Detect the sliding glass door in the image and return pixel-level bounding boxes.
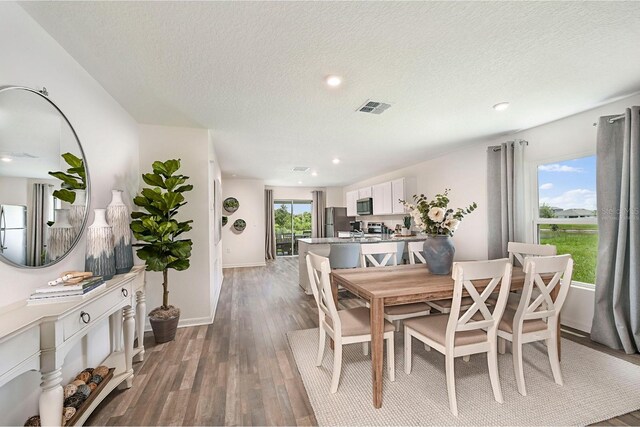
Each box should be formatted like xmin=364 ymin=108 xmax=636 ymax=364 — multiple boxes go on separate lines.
xmin=274 ymin=199 xmax=312 ymax=256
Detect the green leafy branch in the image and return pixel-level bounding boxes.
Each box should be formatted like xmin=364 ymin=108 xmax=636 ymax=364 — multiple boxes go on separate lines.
xmin=48 ymin=152 xmax=86 ymax=204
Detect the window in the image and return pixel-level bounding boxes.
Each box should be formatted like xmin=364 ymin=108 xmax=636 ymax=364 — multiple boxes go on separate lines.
xmin=535 ymin=155 xmax=597 ymax=285
xmin=274 ymin=200 xmax=312 ymax=256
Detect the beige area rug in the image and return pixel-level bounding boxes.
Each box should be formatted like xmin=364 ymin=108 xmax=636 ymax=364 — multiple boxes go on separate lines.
xmin=287 ymin=328 xmax=640 ymax=426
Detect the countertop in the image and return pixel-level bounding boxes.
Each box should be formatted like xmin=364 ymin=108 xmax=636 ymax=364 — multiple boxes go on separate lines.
xmin=297 ymin=235 xmax=428 ymax=245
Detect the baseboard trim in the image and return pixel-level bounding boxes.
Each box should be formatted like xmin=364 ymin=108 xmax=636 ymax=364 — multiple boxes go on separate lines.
xmin=561 ymin=317 xmax=592 ymax=334
xmin=145 ymin=314 xmax=214 ymax=332
xmin=222 ymin=262 xmax=266 ymax=268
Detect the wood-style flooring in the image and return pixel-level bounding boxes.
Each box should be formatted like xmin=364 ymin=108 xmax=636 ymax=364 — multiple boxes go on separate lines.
xmin=86 ymin=257 xmax=640 ymax=426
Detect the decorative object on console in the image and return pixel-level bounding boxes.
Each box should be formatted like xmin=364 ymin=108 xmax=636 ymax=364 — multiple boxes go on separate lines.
xmin=48 ymin=208 xmax=75 ymax=261
xmin=131 ymin=159 xmax=193 ymax=343
xmin=223 ymin=196 xmax=239 ymax=213
xmin=85 ymin=209 xmax=116 ymax=280
xmin=401 ymin=189 xmax=477 ymax=274
xmin=233 ymin=218 xmax=246 ymax=232
xmin=69 ymin=189 xmax=87 ymax=236
xmin=106 ymin=189 xmax=134 ymax=274
xmin=28 ymin=276 xmax=105 ymax=305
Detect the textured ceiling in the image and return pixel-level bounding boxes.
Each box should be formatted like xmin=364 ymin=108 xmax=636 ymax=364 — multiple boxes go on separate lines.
xmin=20 ymin=1 xmax=640 ymax=186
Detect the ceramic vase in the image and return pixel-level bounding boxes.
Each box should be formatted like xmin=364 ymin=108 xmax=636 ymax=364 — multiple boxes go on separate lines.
xmin=48 ymin=209 xmax=75 ymax=261
xmin=68 ymin=189 xmax=86 ymax=237
xmin=423 ymin=235 xmax=455 ymax=275
xmin=106 ymin=190 xmax=133 ymax=274
xmin=85 ymin=209 xmax=116 ymax=280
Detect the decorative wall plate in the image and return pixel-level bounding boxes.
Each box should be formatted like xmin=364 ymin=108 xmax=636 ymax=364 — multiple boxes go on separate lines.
xmin=233 ymin=219 xmax=246 ymax=232
xmin=223 ymin=197 xmax=239 ymax=213
xmin=222 ymin=216 xmax=228 ymax=226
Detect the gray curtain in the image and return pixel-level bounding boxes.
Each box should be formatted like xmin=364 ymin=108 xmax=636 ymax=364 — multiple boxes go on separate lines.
xmin=28 ymin=183 xmax=51 ymax=266
xmin=311 ymin=190 xmax=326 ymax=238
xmin=487 ymin=140 xmax=526 ymax=259
xmin=591 ymin=107 xmax=640 ymax=354
xmin=265 ymin=189 xmax=276 ymax=260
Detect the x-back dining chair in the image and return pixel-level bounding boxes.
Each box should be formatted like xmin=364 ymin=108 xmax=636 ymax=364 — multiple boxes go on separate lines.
xmin=306 ymin=251 xmax=395 ymax=393
xmin=404 ymin=258 xmax=513 ymax=416
xmin=360 ymin=242 xmax=398 ymax=267
xmin=362 ymin=242 xmax=432 ymax=332
xmin=497 ymin=254 xmax=573 ymax=396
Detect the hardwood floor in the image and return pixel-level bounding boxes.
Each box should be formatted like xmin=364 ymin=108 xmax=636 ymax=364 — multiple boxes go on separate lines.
xmin=86 ymin=257 xmax=640 ymax=426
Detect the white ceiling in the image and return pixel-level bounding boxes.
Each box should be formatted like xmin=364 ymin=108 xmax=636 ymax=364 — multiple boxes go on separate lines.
xmin=20 ymin=1 xmax=640 ymax=186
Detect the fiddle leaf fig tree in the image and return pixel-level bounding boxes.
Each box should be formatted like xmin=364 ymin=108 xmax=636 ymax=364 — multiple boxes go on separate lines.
xmin=130 ymin=159 xmax=193 ymax=310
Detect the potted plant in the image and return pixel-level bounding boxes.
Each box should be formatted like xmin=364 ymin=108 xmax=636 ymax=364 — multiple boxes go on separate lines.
xmin=402 ymin=189 xmax=476 ymax=274
xmin=130 ymin=159 xmax=193 ymax=343
xmin=402 ymin=215 xmax=412 ymax=235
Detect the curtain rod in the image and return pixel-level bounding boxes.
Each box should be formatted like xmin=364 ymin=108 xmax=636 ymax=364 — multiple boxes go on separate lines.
xmin=593 ymin=110 xmax=639 ymax=126
xmin=490 ymin=140 xmax=528 ymax=152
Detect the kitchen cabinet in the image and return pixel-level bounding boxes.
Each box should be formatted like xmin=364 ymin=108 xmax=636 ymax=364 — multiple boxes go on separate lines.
xmin=391 ymin=178 xmax=406 ymax=214
xmin=346 ymin=190 xmax=358 ymax=217
xmin=372 ymin=182 xmax=393 ymax=215
xmin=358 ymin=187 xmax=372 ymax=199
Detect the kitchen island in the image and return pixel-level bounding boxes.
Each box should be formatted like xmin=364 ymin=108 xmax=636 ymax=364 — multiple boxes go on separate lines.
xmin=297 ymin=235 xmax=428 ymax=294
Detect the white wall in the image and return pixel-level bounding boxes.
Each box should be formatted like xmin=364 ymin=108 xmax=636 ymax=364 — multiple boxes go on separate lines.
xmin=208 ymin=130 xmax=224 ymax=322
xmin=222 ymin=179 xmax=265 ymax=267
xmin=344 ymin=92 xmax=640 ymax=332
xmin=138 ymin=124 xmax=221 ymax=328
xmin=268 ymin=185 xmax=321 ymax=201
xmin=0 ymin=3 xmax=140 ymax=424
xmin=325 ymin=186 xmax=344 ymax=207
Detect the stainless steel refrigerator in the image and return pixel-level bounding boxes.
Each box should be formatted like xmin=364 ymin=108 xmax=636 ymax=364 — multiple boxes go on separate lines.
xmin=0 ymin=204 xmax=27 ymax=265
xmin=325 ymin=207 xmax=354 ymax=237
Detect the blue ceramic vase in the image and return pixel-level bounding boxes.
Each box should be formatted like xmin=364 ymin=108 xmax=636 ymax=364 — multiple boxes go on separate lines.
xmin=423 ymin=235 xmax=455 ymax=275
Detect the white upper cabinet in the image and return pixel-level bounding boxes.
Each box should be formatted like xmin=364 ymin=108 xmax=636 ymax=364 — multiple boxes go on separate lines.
xmin=358 ymin=187 xmax=372 ymax=199
xmin=372 ymin=182 xmax=393 ymax=215
xmin=391 ymin=178 xmax=406 ymax=214
xmin=346 ymin=190 xmax=358 ymax=216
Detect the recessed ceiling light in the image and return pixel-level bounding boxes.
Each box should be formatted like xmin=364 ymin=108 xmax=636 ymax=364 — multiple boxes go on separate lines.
xmin=332 ymin=158 xmax=340 ymax=164
xmin=325 ymin=75 xmax=342 ymax=87
xmin=493 ymin=102 xmax=510 ymax=111
xmin=311 ymin=171 xmax=318 ymax=177
xmin=298 ymin=180 xmax=303 ymax=184
xmin=231 ymin=174 xmax=236 ymax=177
xmin=1 ymin=156 xmax=12 ymax=162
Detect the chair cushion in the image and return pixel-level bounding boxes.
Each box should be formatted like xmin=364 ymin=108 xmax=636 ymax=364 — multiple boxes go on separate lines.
xmin=326 ymin=307 xmax=395 ymax=337
xmin=498 ymin=307 xmax=548 ymax=334
xmin=487 ymin=292 xmax=521 ymax=309
xmin=404 ymin=314 xmax=487 ymax=346
xmin=427 ymin=296 xmax=474 ymax=310
xmin=385 ymin=303 xmax=431 ymax=316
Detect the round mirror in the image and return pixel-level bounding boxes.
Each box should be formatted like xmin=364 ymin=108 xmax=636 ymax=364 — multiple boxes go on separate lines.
xmin=0 ymin=86 xmax=90 ymax=268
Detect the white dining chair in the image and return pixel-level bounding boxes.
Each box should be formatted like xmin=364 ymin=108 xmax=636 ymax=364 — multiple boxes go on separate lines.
xmin=407 ymin=241 xmax=426 ymax=264
xmin=360 ymin=242 xmax=398 ymax=267
xmin=306 ymin=252 xmax=395 ymax=393
xmin=508 ymin=241 xmax=557 ymax=266
xmin=404 ymin=258 xmax=513 ymax=416
xmin=497 ymin=254 xmax=573 ymax=396
xmin=362 ymin=242 xmax=431 ymax=331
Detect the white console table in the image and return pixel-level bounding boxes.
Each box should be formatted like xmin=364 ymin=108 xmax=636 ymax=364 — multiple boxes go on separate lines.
xmin=0 ymin=266 xmax=146 ymax=426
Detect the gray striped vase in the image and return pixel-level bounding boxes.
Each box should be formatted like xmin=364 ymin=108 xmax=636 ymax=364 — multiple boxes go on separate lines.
xmin=85 ymin=209 xmax=116 ymax=280
xmin=106 ymin=190 xmax=133 ymax=274
xmin=48 ymin=208 xmax=75 ymax=262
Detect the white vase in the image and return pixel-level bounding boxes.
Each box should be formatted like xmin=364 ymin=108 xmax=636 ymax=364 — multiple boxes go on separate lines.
xmin=69 ymin=189 xmax=87 ymax=237
xmin=85 ymin=209 xmax=116 ymax=280
xmin=48 ymin=209 xmax=75 ymax=261
xmin=106 ymin=190 xmax=133 ymax=274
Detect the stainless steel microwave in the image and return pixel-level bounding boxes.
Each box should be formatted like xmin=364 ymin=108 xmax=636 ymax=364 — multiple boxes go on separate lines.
xmin=356 ymin=197 xmax=373 ymax=215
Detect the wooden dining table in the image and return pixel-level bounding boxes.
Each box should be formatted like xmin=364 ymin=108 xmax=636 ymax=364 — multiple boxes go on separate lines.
xmin=330 ymin=264 xmax=561 ymax=409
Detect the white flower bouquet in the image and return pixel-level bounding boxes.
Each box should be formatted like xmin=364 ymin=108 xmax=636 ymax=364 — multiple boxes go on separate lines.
xmin=401 ymin=189 xmax=477 ymax=237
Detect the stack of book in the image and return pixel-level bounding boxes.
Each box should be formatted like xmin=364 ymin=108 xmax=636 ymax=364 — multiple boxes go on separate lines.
xmin=28 ymin=276 xmax=105 ymax=305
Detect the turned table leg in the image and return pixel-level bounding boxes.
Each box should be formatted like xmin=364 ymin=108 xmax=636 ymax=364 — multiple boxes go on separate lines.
xmin=134 ymin=290 xmax=146 ymax=362
xmin=122 ymin=307 xmax=135 ymax=389
xmin=39 ymin=368 xmax=63 ymax=427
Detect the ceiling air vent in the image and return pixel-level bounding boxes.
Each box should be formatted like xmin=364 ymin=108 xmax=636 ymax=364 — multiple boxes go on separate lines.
xmin=292 ymin=166 xmax=310 ymax=172
xmin=358 ymin=100 xmax=391 ymax=115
